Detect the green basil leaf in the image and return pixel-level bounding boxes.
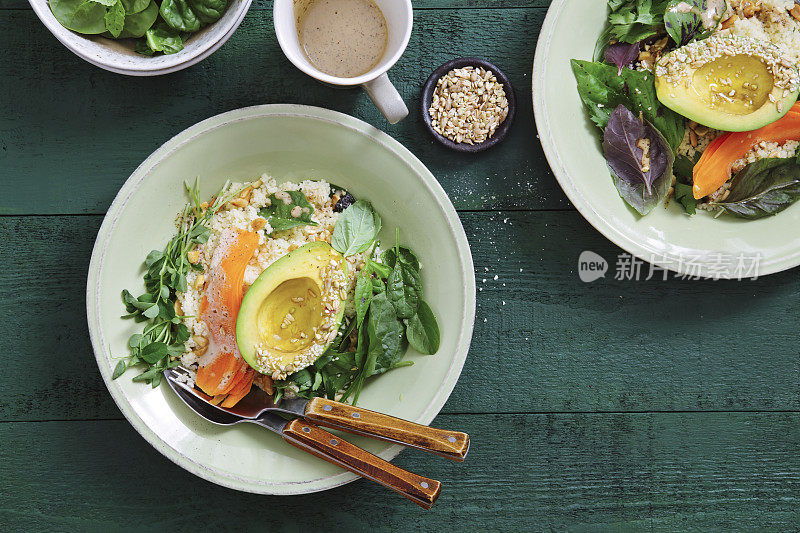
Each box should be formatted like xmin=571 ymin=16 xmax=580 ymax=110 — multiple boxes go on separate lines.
xmin=406 ymin=300 xmax=440 ymax=355
xmin=259 ymin=191 xmax=318 ymax=234
xmin=112 ymin=360 xmax=127 ymax=380
xmin=711 ymin=158 xmax=800 ymax=219
xmin=332 ymin=200 xmax=381 ymax=257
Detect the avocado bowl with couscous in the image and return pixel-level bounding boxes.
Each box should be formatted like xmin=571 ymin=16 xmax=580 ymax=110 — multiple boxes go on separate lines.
xmin=86 ymin=104 xmax=475 ymax=495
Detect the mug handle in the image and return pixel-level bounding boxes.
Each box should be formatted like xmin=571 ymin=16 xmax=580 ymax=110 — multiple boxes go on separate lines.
xmin=362 ymin=73 xmax=409 ymax=124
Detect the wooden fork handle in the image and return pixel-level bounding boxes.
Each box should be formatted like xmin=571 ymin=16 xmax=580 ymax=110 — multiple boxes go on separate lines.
xmin=303 ymin=397 xmax=470 ymax=462
xmin=282 ymin=419 xmax=441 ymax=510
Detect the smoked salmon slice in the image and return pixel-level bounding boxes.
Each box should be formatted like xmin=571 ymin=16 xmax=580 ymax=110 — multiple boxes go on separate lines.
xmin=195 ymin=229 xmax=259 ymax=402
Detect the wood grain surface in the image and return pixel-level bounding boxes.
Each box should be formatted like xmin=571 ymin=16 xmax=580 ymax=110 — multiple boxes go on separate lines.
xmin=1 ymin=0 xmax=798 ymax=529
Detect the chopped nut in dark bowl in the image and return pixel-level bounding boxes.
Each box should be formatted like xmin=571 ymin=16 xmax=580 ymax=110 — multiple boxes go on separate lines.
xmin=421 ymin=57 xmax=516 ymax=153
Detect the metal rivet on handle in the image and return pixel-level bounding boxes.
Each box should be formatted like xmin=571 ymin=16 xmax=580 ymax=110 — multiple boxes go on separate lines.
xmin=330 ymin=439 xmax=338 ymax=446
xmin=302 ymin=426 xmax=311 ymax=433
xmin=323 ymin=404 xmax=332 ymax=412
xmin=447 ymin=436 xmax=456 ymax=443
xmin=420 ymin=481 xmax=429 ymax=489
xmin=351 ymin=412 xmax=361 ymax=419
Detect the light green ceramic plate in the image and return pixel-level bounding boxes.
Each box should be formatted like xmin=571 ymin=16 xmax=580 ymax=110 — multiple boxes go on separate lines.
xmin=534 ymin=0 xmax=800 ymax=279
xmin=86 ymin=104 xmax=475 ymax=494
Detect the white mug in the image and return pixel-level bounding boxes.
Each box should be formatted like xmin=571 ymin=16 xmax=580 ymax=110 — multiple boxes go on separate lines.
xmin=273 ymin=0 xmax=412 ymax=124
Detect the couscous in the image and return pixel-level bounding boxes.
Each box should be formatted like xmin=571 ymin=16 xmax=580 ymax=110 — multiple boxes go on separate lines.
xmin=114 ymin=176 xmax=441 ymax=407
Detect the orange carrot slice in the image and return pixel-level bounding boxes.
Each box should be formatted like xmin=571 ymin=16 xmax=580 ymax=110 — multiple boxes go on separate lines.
xmin=195 ymin=229 xmax=259 ymax=397
xmin=693 ymin=102 xmax=800 ymax=199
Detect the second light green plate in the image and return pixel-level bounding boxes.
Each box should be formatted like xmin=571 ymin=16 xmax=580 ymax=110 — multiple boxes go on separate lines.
xmin=534 ymin=0 xmax=800 ymax=279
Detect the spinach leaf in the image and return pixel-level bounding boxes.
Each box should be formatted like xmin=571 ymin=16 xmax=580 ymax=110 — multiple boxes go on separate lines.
xmin=119 ymin=0 xmax=158 ymax=38
xmin=140 ymin=23 xmax=185 ymax=55
xmin=332 ymin=200 xmax=382 ymax=257
xmin=189 ymin=0 xmax=226 ymax=24
xmin=50 ymin=0 xmax=108 ymax=34
xmin=387 ymin=260 xmax=421 ymax=319
xmin=571 ymin=59 xmax=684 ymax=150
xmin=104 ymin=0 xmax=125 ymax=37
xmin=160 ymin=0 xmax=201 ymax=32
xmin=365 ymin=293 xmax=404 ymax=377
xmin=381 ymin=246 xmax=420 ymax=272
xmin=406 ymin=300 xmax=440 ymax=355
xmin=121 ymin=0 xmax=149 ymax=13
xmin=354 ymin=273 xmax=373 ymax=328
xmin=603 ymin=105 xmax=674 ymax=216
xmin=711 ymin=158 xmax=800 ymax=219
xmin=258 ymin=191 xmax=318 ymax=234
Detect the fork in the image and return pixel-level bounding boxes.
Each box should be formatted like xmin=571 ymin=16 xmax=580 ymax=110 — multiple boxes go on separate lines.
xmin=164 ymin=369 xmax=442 ymax=509
xmin=167 ymin=366 xmax=470 ymax=461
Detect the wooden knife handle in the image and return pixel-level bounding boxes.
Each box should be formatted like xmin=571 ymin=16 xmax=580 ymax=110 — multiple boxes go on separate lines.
xmin=282 ymin=419 xmax=441 ymax=510
xmin=303 ymin=397 xmax=470 ymax=462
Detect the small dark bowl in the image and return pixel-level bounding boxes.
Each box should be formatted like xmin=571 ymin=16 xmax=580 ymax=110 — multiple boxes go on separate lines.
xmin=421 ymin=57 xmax=516 ymax=153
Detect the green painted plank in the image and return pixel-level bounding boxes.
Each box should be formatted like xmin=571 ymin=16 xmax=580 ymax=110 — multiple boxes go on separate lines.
xmin=2 ymin=212 xmax=799 ymax=422
xmin=0 ymin=1 xmax=553 ymax=11
xmin=0 ymin=413 xmax=797 ymax=530
xmin=0 ymin=7 xmax=560 ymax=215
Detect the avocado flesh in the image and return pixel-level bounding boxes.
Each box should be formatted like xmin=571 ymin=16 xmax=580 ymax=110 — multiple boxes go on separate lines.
xmin=656 ymin=53 xmax=798 ymax=132
xmin=236 ymin=242 xmax=346 ymax=378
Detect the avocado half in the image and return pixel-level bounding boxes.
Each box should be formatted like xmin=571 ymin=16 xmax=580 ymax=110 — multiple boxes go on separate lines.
xmin=655 ymin=36 xmax=799 ymax=132
xmin=236 ymin=241 xmax=346 ymax=379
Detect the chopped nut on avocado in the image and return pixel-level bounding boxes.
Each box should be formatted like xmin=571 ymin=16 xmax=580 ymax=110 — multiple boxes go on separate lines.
xmin=655 ymin=34 xmax=800 ymax=131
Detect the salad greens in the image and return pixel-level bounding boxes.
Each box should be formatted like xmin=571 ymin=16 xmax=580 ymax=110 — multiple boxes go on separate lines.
xmin=112 ymin=180 xmax=241 ymax=386
xmin=603 ymin=105 xmax=674 ymax=215
xmin=664 ymin=0 xmax=726 ymax=47
xmin=115 ymin=182 xmax=440 ymax=404
xmin=594 ymin=0 xmax=669 ymax=59
xmin=275 ymin=199 xmax=440 ymax=406
xmin=258 ymin=191 xmax=319 ymax=234
xmin=571 ymin=59 xmax=684 ymax=150
xmin=710 ymin=158 xmax=800 ymax=219
xmin=48 ymin=0 xmax=228 ymax=56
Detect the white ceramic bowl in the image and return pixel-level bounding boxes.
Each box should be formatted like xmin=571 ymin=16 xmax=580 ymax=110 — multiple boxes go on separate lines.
xmin=86 ymin=104 xmax=475 ymax=494
xmin=28 ymin=0 xmax=251 ymax=76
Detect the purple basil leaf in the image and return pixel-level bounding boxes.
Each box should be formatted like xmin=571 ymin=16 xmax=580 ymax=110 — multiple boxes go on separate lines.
xmin=604 ymin=41 xmax=640 ymax=75
xmin=603 ymin=105 xmax=669 ymax=196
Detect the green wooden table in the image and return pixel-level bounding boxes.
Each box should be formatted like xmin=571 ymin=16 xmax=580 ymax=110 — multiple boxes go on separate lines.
xmin=2 ymin=1 xmax=799 ymax=530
